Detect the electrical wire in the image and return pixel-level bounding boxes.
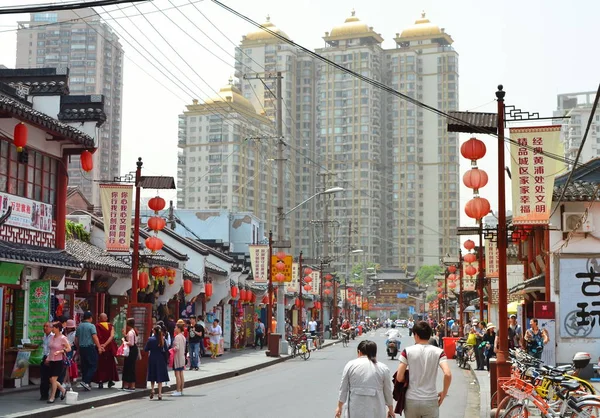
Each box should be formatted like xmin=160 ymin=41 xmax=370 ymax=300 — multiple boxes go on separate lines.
xmin=0 ymin=0 xmax=147 ymax=14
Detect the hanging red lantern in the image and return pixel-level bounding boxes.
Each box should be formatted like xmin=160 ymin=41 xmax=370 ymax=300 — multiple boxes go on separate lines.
xmin=460 ymin=137 xmax=486 ymax=162
xmin=447 ymin=273 xmax=456 ymax=282
xmin=151 ymin=266 xmax=166 ymax=277
xmin=168 ymin=278 xmax=175 ymax=286
xmin=304 ymin=284 xmax=312 ymax=291
xmin=247 ymin=290 xmax=254 ymax=302
xmin=138 ymin=271 xmax=149 ymax=289
xmin=13 ymin=122 xmax=27 ymax=152
xmin=261 ymin=295 xmax=269 ymax=304
xmin=148 ymin=196 xmax=166 ymax=213
xmin=80 ymin=150 xmax=93 ymax=172
xmin=166 ymin=268 xmax=177 ymax=278
xmin=324 ymin=289 xmax=331 ymax=295
xmin=464 ymin=253 xmax=477 ymax=263
xmin=240 ymin=289 xmax=247 ymax=302
xmin=148 ymin=216 xmax=166 ymax=232
xmin=250 ymin=292 xmax=256 ymax=303
xmin=205 ymin=282 xmax=213 ymax=297
xmin=325 ymin=274 xmax=333 ymax=280
xmin=275 ymin=273 xmax=285 ymax=282
xmin=304 ymin=268 xmax=313 ymax=275
xmin=447 ymin=265 xmax=457 ymax=274
xmin=465 ymin=265 xmax=477 ymax=276
xmin=448 ymin=281 xmax=457 ymax=289
xmin=145 ymin=236 xmax=164 ymax=252
xmin=438 ymin=293 xmax=444 ymax=299
xmin=183 ymin=279 xmax=192 ymax=295
xmin=275 ymin=261 xmax=286 ymax=271
xmin=325 ymin=281 xmax=333 ymax=287
xmin=437 ymin=285 xmax=443 ymax=293
xmin=295 ymin=298 xmax=301 ymax=308
xmin=465 ymin=197 xmax=491 ymax=220
xmin=276 ymin=251 xmax=287 ymax=260
xmin=511 ymin=231 xmax=521 ymax=242
xmin=314 ymin=301 xmax=320 ymax=310
xmin=231 ymin=285 xmax=238 ymax=298
xmin=463 ymin=168 xmax=489 ymax=190
xmin=464 ymin=239 xmax=475 ymax=251
xmin=303 ymin=276 xmax=312 ymax=283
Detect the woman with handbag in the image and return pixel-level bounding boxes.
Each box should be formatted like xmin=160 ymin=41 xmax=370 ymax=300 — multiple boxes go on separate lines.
xmin=171 ymin=323 xmax=186 ymax=396
xmin=47 ymin=322 xmax=71 ymax=403
xmin=121 ymin=318 xmax=138 ymax=392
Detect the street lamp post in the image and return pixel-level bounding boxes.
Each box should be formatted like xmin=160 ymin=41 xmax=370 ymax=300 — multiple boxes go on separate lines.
xmin=345 ymin=249 xmax=363 ymax=322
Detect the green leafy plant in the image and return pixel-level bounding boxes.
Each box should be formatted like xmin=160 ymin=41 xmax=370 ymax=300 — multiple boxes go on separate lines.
xmin=65 ymin=220 xmax=90 ymax=242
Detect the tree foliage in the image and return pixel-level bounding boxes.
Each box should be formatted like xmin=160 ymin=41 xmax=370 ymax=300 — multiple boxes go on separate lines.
xmin=349 ymin=262 xmax=378 ymax=284
xmin=415 ymin=265 xmax=443 ymax=286
xmin=66 ymin=220 xmax=90 ymax=242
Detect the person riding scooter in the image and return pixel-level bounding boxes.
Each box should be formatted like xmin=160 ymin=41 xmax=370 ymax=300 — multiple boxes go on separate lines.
xmin=385 ymin=324 xmax=402 ymax=358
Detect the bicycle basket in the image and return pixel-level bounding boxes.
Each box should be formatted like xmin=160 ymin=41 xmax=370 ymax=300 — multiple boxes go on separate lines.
xmin=501 ymin=378 xmax=534 ymax=401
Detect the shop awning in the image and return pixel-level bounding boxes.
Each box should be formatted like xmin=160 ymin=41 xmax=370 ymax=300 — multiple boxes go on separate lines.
xmin=0 ymin=262 xmax=23 ymax=285
xmin=507 ymin=301 xmax=524 ymax=315
xmin=0 ymin=240 xmax=82 ymax=269
xmin=464 ymin=306 xmax=476 ymax=313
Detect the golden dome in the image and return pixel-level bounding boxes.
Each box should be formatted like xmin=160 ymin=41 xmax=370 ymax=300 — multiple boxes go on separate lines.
xmin=400 ymin=12 xmax=442 ymax=38
xmin=329 ymin=9 xmax=371 ymax=37
xmin=204 ymin=81 xmax=256 ymax=113
xmin=244 ymin=15 xmax=289 ymax=42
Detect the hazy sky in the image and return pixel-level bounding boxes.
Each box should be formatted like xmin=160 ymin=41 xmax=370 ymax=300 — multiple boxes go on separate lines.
xmin=0 ymin=0 xmax=598 ymax=225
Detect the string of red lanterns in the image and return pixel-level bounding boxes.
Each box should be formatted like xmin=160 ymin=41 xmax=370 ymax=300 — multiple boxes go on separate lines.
xmin=146 ymin=196 xmax=166 ymax=253
xmin=461 ymin=137 xmax=490 ymax=222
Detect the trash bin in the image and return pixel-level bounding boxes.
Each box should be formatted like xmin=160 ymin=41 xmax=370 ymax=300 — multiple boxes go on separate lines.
xmin=266 ymin=333 xmax=281 ymax=357
xmin=442 ymin=337 xmax=460 ymax=359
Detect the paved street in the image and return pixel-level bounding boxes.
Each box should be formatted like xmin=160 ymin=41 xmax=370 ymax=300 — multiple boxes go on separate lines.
xmin=60 ymin=329 xmax=476 ymax=418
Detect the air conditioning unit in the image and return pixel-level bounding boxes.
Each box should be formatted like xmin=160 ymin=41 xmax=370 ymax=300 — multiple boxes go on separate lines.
xmin=563 ymin=212 xmax=594 ymax=233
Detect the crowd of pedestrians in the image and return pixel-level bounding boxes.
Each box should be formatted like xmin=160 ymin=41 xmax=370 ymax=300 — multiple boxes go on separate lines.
xmin=38 ymin=311 xmax=223 ymax=404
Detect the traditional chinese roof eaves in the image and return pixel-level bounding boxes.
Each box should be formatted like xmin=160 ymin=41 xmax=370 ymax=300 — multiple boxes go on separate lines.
xmin=183 ymin=269 xmax=202 ymax=283
xmin=139 ymin=249 xmax=179 ymax=268
xmin=58 ymin=107 xmax=106 ymax=125
xmin=508 ymin=274 xmax=545 ymax=295
xmin=65 ymin=239 xmax=130 ymax=274
xmin=0 ymin=240 xmax=82 ymax=269
xmin=206 ymin=261 xmax=228 ymax=276
xmin=138 ymin=176 xmax=176 ymax=190
xmin=7 ymin=80 xmax=69 ymax=96
xmin=446 ymin=111 xmax=498 ymax=135
xmin=0 ymin=94 xmax=95 ymax=148
xmin=553 ymin=180 xmax=600 ymax=202
xmin=554 ymin=158 xmax=600 ymax=186
xmin=248 ymin=283 xmax=267 ymax=292
xmin=156 ymin=227 xmax=209 ymax=256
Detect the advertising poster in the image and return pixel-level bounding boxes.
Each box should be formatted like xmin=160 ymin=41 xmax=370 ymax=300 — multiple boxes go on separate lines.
xmin=28 ymin=280 xmax=50 ymax=344
xmin=11 ymin=350 xmax=31 ymax=379
xmin=0 ymin=192 xmax=53 ymax=232
xmin=249 ymin=245 xmax=269 ymax=283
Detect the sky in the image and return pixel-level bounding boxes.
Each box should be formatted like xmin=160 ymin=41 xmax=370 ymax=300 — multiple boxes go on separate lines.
xmin=0 ymin=0 xmax=598 ymax=228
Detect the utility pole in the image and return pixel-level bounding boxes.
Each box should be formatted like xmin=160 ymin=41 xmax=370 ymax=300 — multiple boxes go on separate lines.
xmin=168 ymin=200 xmax=176 ymax=229
xmin=298 ymin=251 xmax=303 ymax=331
xmin=344 ymin=220 xmax=352 ymax=321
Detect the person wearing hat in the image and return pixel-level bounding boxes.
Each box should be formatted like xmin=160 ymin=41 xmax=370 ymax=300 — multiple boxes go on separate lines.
xmin=482 ymin=324 xmax=496 ymax=372
xmin=75 ymin=311 xmax=103 ymax=391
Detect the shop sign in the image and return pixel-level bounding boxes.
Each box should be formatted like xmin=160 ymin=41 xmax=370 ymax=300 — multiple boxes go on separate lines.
xmin=28 ymin=280 xmax=50 ymax=344
xmin=559 ymin=258 xmax=600 ymax=338
xmin=248 ymin=245 xmax=268 ymax=283
xmin=100 ymin=184 xmax=133 ymax=252
xmin=0 ymin=192 xmax=53 ymax=232
xmin=0 ymin=262 xmax=24 ymax=285
xmin=509 ymin=125 xmax=564 ymax=225
xmin=271 ymin=255 xmax=293 ymax=282
xmin=93 ymin=276 xmax=117 ymax=293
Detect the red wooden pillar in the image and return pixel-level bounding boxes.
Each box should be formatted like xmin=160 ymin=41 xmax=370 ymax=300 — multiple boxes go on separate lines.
xmin=55 ymin=155 xmax=68 ymax=249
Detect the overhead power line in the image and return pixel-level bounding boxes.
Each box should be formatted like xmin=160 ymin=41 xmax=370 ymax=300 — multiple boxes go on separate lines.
xmin=0 ymin=0 xmax=147 ymax=15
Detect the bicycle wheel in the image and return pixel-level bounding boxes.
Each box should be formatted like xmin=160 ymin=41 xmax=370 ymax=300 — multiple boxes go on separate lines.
xmin=500 ymin=403 xmax=529 ymax=418
xmin=496 ymin=394 xmax=518 ymax=416
xmin=301 ymin=344 xmax=311 ymax=361
xmin=568 ymin=402 xmax=600 ymax=418
xmin=490 ymin=391 xmax=498 ymax=409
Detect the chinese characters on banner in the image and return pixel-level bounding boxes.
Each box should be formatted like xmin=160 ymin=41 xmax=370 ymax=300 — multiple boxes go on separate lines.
xmin=485 ymin=238 xmax=499 ymax=278
xmin=310 ymin=270 xmax=320 ymax=295
xmin=509 ymin=126 xmax=564 ymax=225
xmin=271 ymin=255 xmax=293 ymax=282
xmin=287 ymin=262 xmax=300 ymax=292
xmin=558 ymin=258 xmax=600 ymax=338
xmin=100 ymin=184 xmax=133 ymax=252
xmin=0 ymin=192 xmax=53 ymax=232
xmin=248 ymin=245 xmax=269 ymax=283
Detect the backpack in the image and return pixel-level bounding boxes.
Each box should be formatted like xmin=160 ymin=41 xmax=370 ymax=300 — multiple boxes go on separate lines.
xmin=527 ymin=329 xmax=544 ymax=354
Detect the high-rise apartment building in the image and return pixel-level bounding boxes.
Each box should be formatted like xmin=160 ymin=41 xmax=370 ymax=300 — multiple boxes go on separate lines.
xmin=16 ymin=9 xmax=123 ymax=207
xmin=554 ymin=91 xmax=600 ymax=166
xmin=176 ymin=82 xmax=278 ymax=229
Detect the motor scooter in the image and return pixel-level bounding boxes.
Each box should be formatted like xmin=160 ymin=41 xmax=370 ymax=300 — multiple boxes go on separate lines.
xmin=387 ymin=340 xmax=398 ymax=360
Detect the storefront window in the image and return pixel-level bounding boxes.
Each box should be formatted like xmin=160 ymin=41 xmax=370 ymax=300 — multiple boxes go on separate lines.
xmin=0 ymin=139 xmax=58 ymax=208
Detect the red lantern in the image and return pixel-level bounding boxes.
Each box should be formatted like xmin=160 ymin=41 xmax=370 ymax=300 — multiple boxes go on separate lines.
xmin=183 ymin=279 xmax=192 ymax=295
xmin=438 ymin=293 xmax=444 ymax=299
xmin=275 ymin=261 xmax=286 ymax=271
xmin=240 ymin=289 xmax=246 ymax=302
xmin=250 ymin=292 xmax=256 ymax=303
xmin=303 ymin=284 xmax=312 ymax=291
xmin=168 ymin=278 xmax=175 ymax=286
xmin=325 ymin=274 xmax=333 ymax=280
xmin=231 ymin=286 xmax=238 ymax=298
xmin=152 ymin=266 xmax=166 ymax=277
xmin=464 ymin=253 xmax=477 ymax=263
xmin=303 ymin=276 xmax=312 ymax=283
xmin=205 ymin=282 xmax=213 ymax=297
xmin=148 ymin=216 xmax=166 ymax=232
xmin=148 ymin=196 xmax=166 ymax=213
xmin=295 ymin=298 xmax=301 ymax=308
xmin=447 ymin=265 xmax=457 ymax=273
xmin=325 ymin=281 xmax=333 ymax=287
xmin=465 ymin=197 xmax=491 ymax=220
xmin=460 ymin=137 xmax=486 ymax=162
xmin=13 ymin=122 xmax=27 ymax=152
xmin=463 ymin=168 xmax=489 ymax=190
xmin=304 ymin=268 xmax=313 ymax=275
xmin=324 ymin=289 xmax=331 ymax=295
xmin=138 ymin=271 xmax=149 ymax=289
xmin=166 ymin=268 xmax=176 ymax=278
xmin=275 ymin=273 xmax=285 ymax=282
xmin=80 ymin=150 xmax=93 ymax=172
xmin=464 ymin=239 xmax=475 ymax=251
xmin=314 ymin=301 xmax=320 ymax=310
xmin=437 ymin=285 xmax=443 ymax=293
xmin=262 ymin=295 xmax=269 ymax=304
xmin=145 ymin=236 xmax=164 ymax=252
xmin=465 ymin=265 xmax=477 ymax=276
xmin=447 ymin=273 xmax=456 ymax=281
xmin=276 ymin=251 xmax=287 ymax=260
xmin=511 ymin=231 xmax=521 ymax=242
xmin=448 ymin=281 xmax=457 ymax=289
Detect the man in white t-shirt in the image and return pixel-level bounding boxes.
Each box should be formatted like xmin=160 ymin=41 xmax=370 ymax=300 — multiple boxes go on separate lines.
xmin=308 ymin=319 xmax=318 ymax=336
xmin=396 ymin=321 xmax=452 ymax=418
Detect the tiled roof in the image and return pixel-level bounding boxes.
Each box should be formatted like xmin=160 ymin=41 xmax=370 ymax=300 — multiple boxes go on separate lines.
xmin=183 ymin=269 xmax=202 ymax=283
xmin=508 ymin=274 xmax=545 ymax=295
xmin=447 ymin=111 xmax=498 ymax=134
xmin=7 ymin=80 xmax=69 ymax=95
xmin=0 ymin=94 xmax=95 ymax=148
xmin=139 ymin=176 xmax=176 ymax=190
xmin=206 ymin=261 xmax=228 ymax=276
xmin=0 ymin=240 xmax=82 ymax=268
xmin=58 ymin=107 xmax=106 ymax=125
xmin=553 ymin=180 xmax=600 ymax=202
xmin=139 ymin=249 xmax=180 ymax=268
xmin=65 ymin=239 xmax=130 ymax=274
